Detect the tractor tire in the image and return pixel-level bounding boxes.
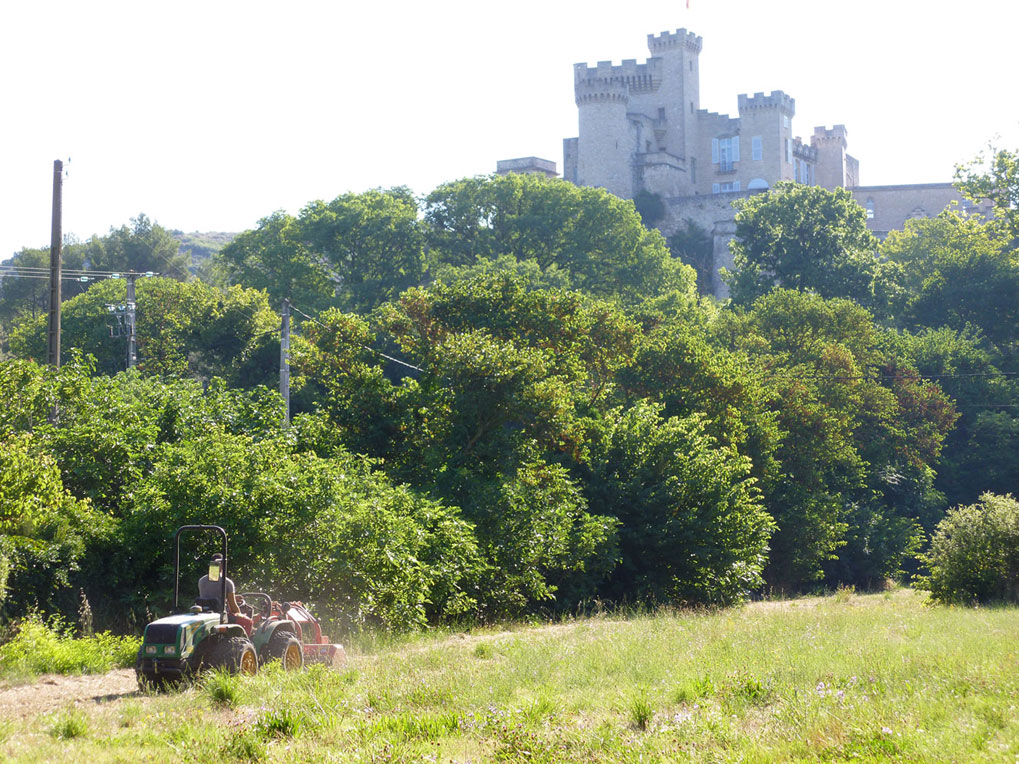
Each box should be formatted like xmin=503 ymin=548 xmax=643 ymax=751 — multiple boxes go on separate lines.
xmin=265 ymin=630 xmax=304 ymax=670
xmin=209 ymin=636 xmax=259 ymax=675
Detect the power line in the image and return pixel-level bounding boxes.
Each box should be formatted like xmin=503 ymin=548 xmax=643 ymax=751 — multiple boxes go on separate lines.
xmin=289 ymin=303 xmax=426 ymax=375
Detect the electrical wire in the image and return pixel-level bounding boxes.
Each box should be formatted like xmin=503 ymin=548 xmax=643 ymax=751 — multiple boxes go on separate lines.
xmin=289 ymin=303 xmax=425 ymax=374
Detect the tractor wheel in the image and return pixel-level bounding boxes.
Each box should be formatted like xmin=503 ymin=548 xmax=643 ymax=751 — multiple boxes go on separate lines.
xmin=265 ymin=631 xmax=304 ymax=670
xmin=209 ymin=636 xmax=259 ymax=675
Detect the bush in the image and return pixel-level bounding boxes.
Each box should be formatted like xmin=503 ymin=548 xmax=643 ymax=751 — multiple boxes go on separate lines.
xmin=918 ymin=493 xmax=1019 ymax=604
xmin=586 ymin=402 xmax=774 ymax=606
xmin=0 ymin=615 xmax=140 ymax=680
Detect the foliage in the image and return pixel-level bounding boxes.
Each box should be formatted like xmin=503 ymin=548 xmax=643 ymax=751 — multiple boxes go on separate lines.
xmin=219 ymin=210 xmax=334 ymax=310
xmin=122 ymin=431 xmax=483 ymax=631
xmin=0 ymin=430 xmax=109 ymax=619
xmin=668 ymin=219 xmax=715 ymax=294
xmin=955 ymin=144 xmax=1019 ymax=244
xmin=82 ymin=214 xmax=192 ymax=280
xmin=8 ymin=277 xmax=278 ymax=383
xmin=424 ymin=173 xmax=695 ymax=301
xmin=718 ymin=290 xmax=956 ymax=590
xmin=632 ymin=190 xmax=665 ymax=227
xmin=726 ymin=182 xmax=878 ymax=306
xmin=0 ymin=243 xmax=88 ymax=335
xmin=877 ymin=210 xmax=1019 ymax=348
xmin=300 ymin=187 xmax=426 ymax=313
xmin=463 ymin=461 xmax=617 ymax=617
xmin=0 ymin=615 xmax=139 ymax=680
xmin=918 ymin=493 xmax=1019 ymax=604
xmin=585 ymin=402 xmax=773 ymax=606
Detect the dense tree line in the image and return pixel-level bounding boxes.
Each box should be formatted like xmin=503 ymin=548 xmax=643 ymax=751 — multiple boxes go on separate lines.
xmin=1 ymin=152 xmax=1017 ymax=630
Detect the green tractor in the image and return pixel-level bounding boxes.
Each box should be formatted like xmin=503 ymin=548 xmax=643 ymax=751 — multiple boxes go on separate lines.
xmin=136 ymin=525 xmax=341 ymax=688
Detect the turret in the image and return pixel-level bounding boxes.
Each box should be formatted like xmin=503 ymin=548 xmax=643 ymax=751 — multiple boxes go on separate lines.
xmin=812 ymin=125 xmax=857 ymax=188
xmin=646 ymin=29 xmax=703 ymax=164
xmin=573 ymin=62 xmax=635 ymax=198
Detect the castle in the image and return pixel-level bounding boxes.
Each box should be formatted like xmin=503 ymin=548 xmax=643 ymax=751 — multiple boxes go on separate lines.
xmin=498 ymin=28 xmax=985 ymax=297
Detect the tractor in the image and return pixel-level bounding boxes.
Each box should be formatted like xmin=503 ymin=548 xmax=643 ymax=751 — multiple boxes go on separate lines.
xmin=136 ymin=525 xmax=345 ymax=688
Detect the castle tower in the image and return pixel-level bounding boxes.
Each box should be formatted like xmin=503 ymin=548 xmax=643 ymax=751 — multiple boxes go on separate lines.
xmin=733 ymin=91 xmax=796 ymax=190
xmin=574 ymin=63 xmax=633 ymax=199
xmin=646 ymin=29 xmax=703 ymax=168
xmin=812 ymin=125 xmax=858 ymax=189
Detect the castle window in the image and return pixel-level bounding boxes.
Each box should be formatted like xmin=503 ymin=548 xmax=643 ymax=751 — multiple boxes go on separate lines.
xmin=658 ymin=107 xmax=666 ymax=121
xmin=866 ymin=198 xmax=875 ymax=219
xmin=646 ymin=140 xmax=652 ymax=153
xmin=713 ymin=136 xmax=739 ymax=171
xmin=690 ymin=102 xmax=694 ymax=114
xmin=783 ymin=115 xmax=790 ymax=129
xmin=689 ymin=60 xmax=693 ymax=71
xmin=785 ymin=138 xmax=793 ymax=164
xmin=752 ymin=136 xmax=762 ymax=161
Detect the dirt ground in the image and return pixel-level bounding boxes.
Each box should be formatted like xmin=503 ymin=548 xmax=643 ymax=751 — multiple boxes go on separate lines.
xmin=0 ymin=669 xmax=139 ymax=719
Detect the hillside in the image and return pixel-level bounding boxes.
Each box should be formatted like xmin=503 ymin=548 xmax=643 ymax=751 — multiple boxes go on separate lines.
xmin=1 ymin=589 xmax=1017 ymax=762
xmin=168 ymin=229 xmax=235 ymax=270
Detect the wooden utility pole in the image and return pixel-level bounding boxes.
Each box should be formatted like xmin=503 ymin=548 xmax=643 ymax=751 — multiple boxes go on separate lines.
xmin=47 ymin=159 xmax=63 ymax=368
xmin=280 ymin=298 xmax=291 ymax=425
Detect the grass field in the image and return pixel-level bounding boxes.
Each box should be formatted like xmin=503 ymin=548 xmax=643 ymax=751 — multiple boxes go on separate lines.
xmin=2 ymin=588 xmax=1018 ymax=762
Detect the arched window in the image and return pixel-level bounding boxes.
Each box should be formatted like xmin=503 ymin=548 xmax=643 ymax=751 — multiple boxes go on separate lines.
xmin=865 ymin=198 xmax=875 ymax=220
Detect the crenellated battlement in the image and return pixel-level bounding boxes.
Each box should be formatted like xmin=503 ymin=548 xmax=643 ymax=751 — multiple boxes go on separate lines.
xmin=647 ymin=28 xmax=702 ymax=55
xmin=574 ymin=76 xmax=630 ymax=106
xmin=811 ymin=125 xmax=848 ymax=147
xmin=696 ymin=108 xmax=739 ymax=133
xmin=574 ymin=58 xmax=661 ymax=96
xmin=793 ymin=137 xmax=818 ymax=161
xmin=737 ymin=90 xmax=796 ymax=116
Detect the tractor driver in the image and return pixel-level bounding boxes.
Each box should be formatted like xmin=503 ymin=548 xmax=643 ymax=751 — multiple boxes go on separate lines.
xmin=198 ymin=554 xmax=253 ymax=633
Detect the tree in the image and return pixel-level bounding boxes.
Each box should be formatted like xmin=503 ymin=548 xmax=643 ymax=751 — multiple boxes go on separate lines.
xmin=300 ymin=187 xmax=426 ymax=313
xmin=876 ymin=210 xmax=1019 ymax=349
xmin=918 ymin=493 xmax=1019 ymax=605
xmin=584 ymin=402 xmax=773 ymax=606
xmin=668 ymin=219 xmax=715 ymax=295
xmin=726 ymin=182 xmax=878 ymax=306
xmin=424 ymin=174 xmax=695 ymax=302
xmin=83 ymin=214 xmax=191 ymax=280
xmin=218 ymin=211 xmax=334 ymax=310
xmin=955 ymin=144 xmax=1019 ymax=244
xmin=721 ymin=290 xmax=956 ymax=589
xmin=7 ymin=277 xmax=278 ymax=381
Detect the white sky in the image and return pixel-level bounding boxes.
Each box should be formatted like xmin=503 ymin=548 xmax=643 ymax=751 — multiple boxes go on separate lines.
xmin=2 ymin=0 xmax=1017 ymax=260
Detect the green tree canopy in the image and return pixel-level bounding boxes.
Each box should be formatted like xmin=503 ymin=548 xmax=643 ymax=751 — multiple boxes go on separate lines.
xmin=300 ymin=187 xmax=426 ymax=313
xmin=424 ymin=174 xmax=695 ymax=302
xmin=726 ymin=182 xmax=878 ymax=306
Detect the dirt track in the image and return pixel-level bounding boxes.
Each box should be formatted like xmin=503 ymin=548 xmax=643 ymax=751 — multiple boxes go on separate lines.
xmin=0 ymin=669 xmax=140 ymax=719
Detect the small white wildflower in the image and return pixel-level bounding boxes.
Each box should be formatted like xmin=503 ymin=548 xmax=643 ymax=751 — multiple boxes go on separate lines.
xmin=881 ymin=726 xmax=893 ymax=735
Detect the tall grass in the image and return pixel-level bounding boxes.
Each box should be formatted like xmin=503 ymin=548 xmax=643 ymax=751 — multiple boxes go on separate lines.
xmin=3 ymin=589 xmax=1019 ymax=762
xmin=0 ymin=615 xmax=140 ymax=681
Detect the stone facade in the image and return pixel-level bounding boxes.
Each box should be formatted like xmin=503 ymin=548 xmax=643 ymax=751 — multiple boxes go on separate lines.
xmin=553 ymin=28 xmax=981 ymax=297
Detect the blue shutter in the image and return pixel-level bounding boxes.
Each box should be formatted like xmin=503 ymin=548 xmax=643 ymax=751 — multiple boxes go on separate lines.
xmin=732 ymin=136 xmax=740 ymax=162
xmin=712 ymin=183 xmax=720 ymax=194
xmin=712 ymin=138 xmax=719 ymax=164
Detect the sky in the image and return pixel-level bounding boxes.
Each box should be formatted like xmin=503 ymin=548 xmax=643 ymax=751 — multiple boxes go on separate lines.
xmin=2 ymin=0 xmax=1017 ymax=260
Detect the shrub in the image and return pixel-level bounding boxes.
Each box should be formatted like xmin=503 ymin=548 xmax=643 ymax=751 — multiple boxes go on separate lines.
xmin=917 ymin=493 xmax=1019 ymax=604
xmin=586 ymin=402 xmax=774 ymax=606
xmin=0 ymin=615 xmax=139 ymax=679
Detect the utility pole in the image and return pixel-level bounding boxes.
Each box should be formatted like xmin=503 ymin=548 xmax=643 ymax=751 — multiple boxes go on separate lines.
xmin=280 ymin=298 xmax=291 ymax=425
xmin=47 ymin=159 xmax=63 ymax=368
xmin=125 ymin=272 xmax=138 ymax=369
